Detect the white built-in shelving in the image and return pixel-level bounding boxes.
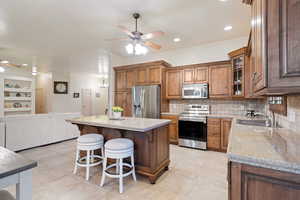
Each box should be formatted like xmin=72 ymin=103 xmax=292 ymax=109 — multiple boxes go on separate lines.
xmin=1 ymin=76 xmax=35 ymax=116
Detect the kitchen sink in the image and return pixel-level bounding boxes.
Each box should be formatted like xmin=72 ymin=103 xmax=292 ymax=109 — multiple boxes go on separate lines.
xmin=236 ymin=119 xmax=268 ymax=127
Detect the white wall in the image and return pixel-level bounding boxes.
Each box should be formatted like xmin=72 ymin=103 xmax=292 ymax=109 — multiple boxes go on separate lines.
xmin=120 ymin=37 xmax=248 ymax=66
xmin=36 ymin=72 xmax=109 ymax=115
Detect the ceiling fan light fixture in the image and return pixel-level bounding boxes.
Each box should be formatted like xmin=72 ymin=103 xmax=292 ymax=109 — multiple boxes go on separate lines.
xmin=135 ymin=43 xmax=148 ymax=55
xmin=126 ymin=43 xmax=134 ymax=54
xmin=126 ymin=43 xmax=148 ymax=56
xmin=0 ymin=66 xmax=5 ymax=73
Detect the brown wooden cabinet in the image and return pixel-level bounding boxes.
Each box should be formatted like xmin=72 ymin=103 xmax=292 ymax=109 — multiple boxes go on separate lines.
xmin=183 ymin=68 xmax=194 ymax=84
xmin=221 ymin=118 xmax=232 ymax=151
xmin=116 ymin=71 xmax=127 ymax=91
xmin=228 ymin=161 xmax=300 ymax=200
xmin=207 ymin=118 xmax=221 ymax=150
xmin=209 ymin=65 xmax=232 ymax=98
xmin=136 ymin=68 xmax=148 ymax=85
xmin=148 ymin=66 xmax=162 ymax=84
xmin=126 ymin=70 xmax=136 ymax=89
xmin=114 ymin=60 xmax=171 ymax=114
xmin=251 ymin=0 xmax=267 ymax=93
xmin=207 ymin=117 xmax=232 ymax=152
xmin=161 ymin=114 xmax=179 ymax=144
xmin=114 ymin=91 xmax=131 ymax=117
xmin=182 ymin=67 xmax=208 ymax=84
xmin=166 ymin=70 xmax=182 ymax=99
xmin=244 ymin=0 xmax=300 ymax=95
xmin=194 ymin=67 xmax=208 ymax=83
xmin=229 ymin=47 xmax=247 ymax=98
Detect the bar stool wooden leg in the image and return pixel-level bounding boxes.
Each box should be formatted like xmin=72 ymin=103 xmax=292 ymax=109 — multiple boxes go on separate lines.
xmin=86 ymin=150 xmax=90 ymax=181
xmin=119 ymin=158 xmax=123 ymax=193
xmin=131 ymin=154 xmax=137 ymax=181
xmin=100 ymin=157 xmax=107 ymax=187
xmin=73 ymin=149 xmax=80 ymax=174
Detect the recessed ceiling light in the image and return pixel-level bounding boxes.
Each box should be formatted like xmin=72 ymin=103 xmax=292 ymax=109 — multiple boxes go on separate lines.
xmin=22 ymin=64 xmax=28 ymax=66
xmin=0 ymin=60 xmax=9 ymax=64
xmin=173 ymin=38 xmax=181 ymax=42
xmin=0 ymin=67 xmax=5 ymax=73
xmin=219 ymin=0 xmax=228 ymax=2
xmin=224 ymin=25 xmax=233 ymax=31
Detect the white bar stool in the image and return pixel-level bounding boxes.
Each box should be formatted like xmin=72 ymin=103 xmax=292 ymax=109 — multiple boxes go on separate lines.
xmin=0 ymin=190 xmax=15 ymax=200
xmin=100 ymin=138 xmax=137 ymax=193
xmin=73 ymin=133 xmax=104 ymax=181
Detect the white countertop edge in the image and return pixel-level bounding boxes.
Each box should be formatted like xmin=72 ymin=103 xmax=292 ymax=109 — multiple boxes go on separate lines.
xmin=227 ymin=153 xmax=300 ymax=175
xmin=67 ymin=119 xmax=171 ymax=132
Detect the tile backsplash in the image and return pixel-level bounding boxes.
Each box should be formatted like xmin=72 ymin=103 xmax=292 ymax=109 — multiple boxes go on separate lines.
xmin=274 ymin=95 xmax=300 ymax=131
xmin=170 ymin=99 xmax=266 ymax=116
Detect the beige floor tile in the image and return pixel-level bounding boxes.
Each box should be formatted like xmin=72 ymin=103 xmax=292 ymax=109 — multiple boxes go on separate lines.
xmin=4 ymin=140 xmax=228 ymax=200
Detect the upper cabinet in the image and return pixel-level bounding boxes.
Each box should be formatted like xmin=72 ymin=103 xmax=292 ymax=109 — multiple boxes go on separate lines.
xmin=194 ymin=67 xmax=209 ymax=83
xmin=116 ymin=71 xmax=127 ymax=91
xmin=229 ymin=47 xmax=247 ymax=98
xmin=183 ymin=68 xmax=194 ymax=84
xmin=114 ymin=61 xmax=171 ymax=115
xmin=209 ymin=65 xmax=232 ymax=98
xmin=182 ymin=66 xmax=208 ymax=84
xmin=136 ymin=68 xmax=148 ymax=85
xmin=166 ymin=70 xmax=182 ymax=99
xmin=148 ymin=66 xmax=162 ymax=84
xmin=244 ymin=0 xmax=300 ymax=95
xmin=126 ymin=70 xmax=136 ymax=89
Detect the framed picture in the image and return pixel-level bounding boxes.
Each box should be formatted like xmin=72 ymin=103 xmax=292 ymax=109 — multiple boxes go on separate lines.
xmin=54 ymin=81 xmax=68 ymax=94
xmin=73 ymin=93 xmax=80 ymax=98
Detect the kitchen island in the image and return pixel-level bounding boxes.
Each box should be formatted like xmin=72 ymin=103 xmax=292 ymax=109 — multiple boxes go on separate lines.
xmin=67 ymin=115 xmax=171 ymax=184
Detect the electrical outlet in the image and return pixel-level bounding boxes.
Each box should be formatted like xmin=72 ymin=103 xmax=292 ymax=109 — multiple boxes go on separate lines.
xmin=288 ymin=110 xmax=296 ymax=122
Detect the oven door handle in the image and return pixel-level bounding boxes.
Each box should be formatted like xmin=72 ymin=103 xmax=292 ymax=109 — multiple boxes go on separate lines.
xmin=179 ymin=118 xmax=207 ymax=123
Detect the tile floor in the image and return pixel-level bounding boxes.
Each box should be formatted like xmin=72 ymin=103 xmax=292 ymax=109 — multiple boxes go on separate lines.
xmin=5 ymin=140 xmax=228 ymax=200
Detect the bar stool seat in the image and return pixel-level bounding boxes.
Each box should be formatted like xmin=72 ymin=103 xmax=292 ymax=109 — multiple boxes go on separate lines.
xmin=100 ymin=138 xmax=136 ymax=193
xmin=78 ymin=134 xmax=103 ymax=144
xmin=74 ymin=133 xmax=104 ymax=181
xmin=0 ymin=190 xmax=15 ymax=200
xmin=105 ymin=138 xmax=133 ymax=151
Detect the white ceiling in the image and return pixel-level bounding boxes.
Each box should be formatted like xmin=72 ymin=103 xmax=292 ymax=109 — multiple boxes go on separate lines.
xmin=0 ymin=0 xmax=250 ymax=71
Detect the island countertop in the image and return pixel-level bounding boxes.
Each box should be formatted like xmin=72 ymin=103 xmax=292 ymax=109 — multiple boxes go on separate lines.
xmin=67 ymin=115 xmax=171 ymax=132
xmin=0 ymin=147 xmax=37 ymax=179
xmin=227 ymin=118 xmax=300 ymax=174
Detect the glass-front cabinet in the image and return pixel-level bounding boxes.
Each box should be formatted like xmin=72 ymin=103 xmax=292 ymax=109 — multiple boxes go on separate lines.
xmin=228 ymin=47 xmax=247 ymax=98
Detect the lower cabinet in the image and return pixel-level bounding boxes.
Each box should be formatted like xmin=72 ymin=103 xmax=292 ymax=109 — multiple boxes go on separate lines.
xmin=160 ymin=115 xmax=178 ymax=144
xmin=228 ymin=162 xmax=300 ymax=200
xmin=207 ymin=117 xmax=232 ymax=152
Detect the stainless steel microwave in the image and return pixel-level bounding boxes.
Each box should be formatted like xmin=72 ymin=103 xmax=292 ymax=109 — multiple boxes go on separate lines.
xmin=182 ymin=83 xmax=208 ymax=99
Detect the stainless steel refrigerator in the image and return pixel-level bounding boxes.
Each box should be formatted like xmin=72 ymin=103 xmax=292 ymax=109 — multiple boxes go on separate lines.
xmin=132 ymin=85 xmax=160 ymax=119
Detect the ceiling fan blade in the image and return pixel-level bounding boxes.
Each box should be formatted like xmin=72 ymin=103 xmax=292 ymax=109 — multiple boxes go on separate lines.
xmin=144 ymin=41 xmax=162 ymax=50
xmin=117 ymin=25 xmax=134 ymax=38
xmin=104 ymin=37 xmax=129 ymax=41
xmin=141 ymin=31 xmax=165 ymax=40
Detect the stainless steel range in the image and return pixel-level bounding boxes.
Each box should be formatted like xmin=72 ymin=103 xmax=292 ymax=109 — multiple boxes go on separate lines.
xmin=178 ymin=104 xmax=210 ymax=150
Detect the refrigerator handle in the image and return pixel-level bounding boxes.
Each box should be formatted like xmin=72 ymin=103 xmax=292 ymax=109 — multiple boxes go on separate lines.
xmin=141 ymin=88 xmax=145 ymax=117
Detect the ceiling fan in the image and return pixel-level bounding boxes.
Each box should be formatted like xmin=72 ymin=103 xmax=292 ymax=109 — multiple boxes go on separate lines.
xmin=107 ymin=13 xmax=165 ymax=55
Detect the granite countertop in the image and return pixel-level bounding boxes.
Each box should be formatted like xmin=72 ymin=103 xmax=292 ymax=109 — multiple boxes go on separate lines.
xmin=67 ymin=115 xmax=171 ymax=132
xmin=227 ymin=118 xmax=300 ymax=174
xmin=0 ymin=147 xmax=37 ymax=179
xmin=160 ymin=112 xmax=180 ymax=116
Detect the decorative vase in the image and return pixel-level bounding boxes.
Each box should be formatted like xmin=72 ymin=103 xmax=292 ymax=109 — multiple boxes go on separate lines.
xmin=112 ymin=111 xmax=122 ymax=119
